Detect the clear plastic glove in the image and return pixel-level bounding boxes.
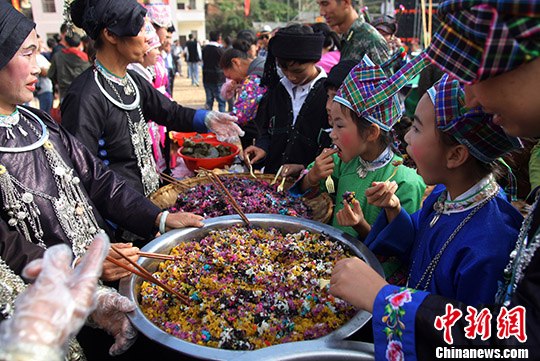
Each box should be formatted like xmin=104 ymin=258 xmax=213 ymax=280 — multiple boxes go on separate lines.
xmin=0 ymin=234 xmax=110 ymax=361
xmin=204 ymin=111 xmax=245 ymax=142
xmin=88 ymin=286 xmax=138 ymax=356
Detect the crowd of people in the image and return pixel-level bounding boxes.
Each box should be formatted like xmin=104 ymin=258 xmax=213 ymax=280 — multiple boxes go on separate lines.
xmin=1 ymin=0 xmax=539 ymax=360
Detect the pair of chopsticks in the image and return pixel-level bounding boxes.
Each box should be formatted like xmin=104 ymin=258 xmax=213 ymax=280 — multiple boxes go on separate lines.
xmin=160 ymin=172 xmax=183 ymax=186
xmin=203 ymin=170 xmax=250 ymax=226
xmin=138 ymin=251 xmax=177 ymax=261
xmin=107 ymin=246 xmax=190 ymax=305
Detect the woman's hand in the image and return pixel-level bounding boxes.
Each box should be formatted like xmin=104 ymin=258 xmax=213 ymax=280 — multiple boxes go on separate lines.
xmin=165 ymin=211 xmax=204 ymax=229
xmin=101 ymin=243 xmax=139 ymax=281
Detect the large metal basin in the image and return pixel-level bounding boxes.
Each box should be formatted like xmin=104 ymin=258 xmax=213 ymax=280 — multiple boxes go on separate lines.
xmin=119 ymin=214 xmax=383 ymax=360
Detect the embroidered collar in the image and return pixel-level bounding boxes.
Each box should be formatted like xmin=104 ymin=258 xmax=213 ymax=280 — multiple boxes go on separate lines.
xmin=356 ymin=146 xmax=394 ymax=178
xmin=435 ymin=175 xmax=498 ymax=214
xmin=429 ymin=174 xmax=499 ymax=227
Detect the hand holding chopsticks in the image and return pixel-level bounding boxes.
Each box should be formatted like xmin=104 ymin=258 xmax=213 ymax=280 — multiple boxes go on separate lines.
xmin=108 ymin=246 xmax=190 ymax=305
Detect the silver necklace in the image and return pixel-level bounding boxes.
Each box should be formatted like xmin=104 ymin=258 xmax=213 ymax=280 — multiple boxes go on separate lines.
xmin=0 ymin=107 xmax=48 ymax=153
xmin=408 ymin=191 xmax=497 ymax=290
xmin=93 ymin=68 xmax=140 ymax=110
xmin=496 ymin=192 xmax=540 ymax=306
xmin=0 ymin=109 xmax=105 ymax=256
xmin=95 ymin=69 xmax=159 ymax=196
xmin=0 ymin=109 xmax=28 ymax=140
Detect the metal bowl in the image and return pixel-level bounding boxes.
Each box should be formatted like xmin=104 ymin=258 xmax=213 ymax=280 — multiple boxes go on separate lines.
xmin=119 ymin=214 xmax=383 ymax=360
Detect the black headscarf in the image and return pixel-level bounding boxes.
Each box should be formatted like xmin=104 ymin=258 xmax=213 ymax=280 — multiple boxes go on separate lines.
xmin=0 ymin=2 xmax=35 ymax=71
xmin=70 ymin=0 xmax=147 ymax=40
xmin=261 ymin=25 xmax=324 ymax=88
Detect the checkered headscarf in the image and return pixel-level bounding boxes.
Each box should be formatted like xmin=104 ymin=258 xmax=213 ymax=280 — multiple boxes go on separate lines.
xmin=428 ymin=74 xmax=522 ymax=163
xmin=426 ymin=0 xmax=540 ymax=84
xmin=334 ymin=53 xmax=430 ymax=131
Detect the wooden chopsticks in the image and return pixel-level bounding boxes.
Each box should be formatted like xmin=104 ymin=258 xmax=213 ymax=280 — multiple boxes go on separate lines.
xmin=159 ymin=172 xmax=183 ymax=186
xmin=138 ymin=251 xmax=177 ymax=261
xmin=108 ymin=246 xmax=190 ymax=305
xmin=204 ymin=170 xmax=250 ymax=226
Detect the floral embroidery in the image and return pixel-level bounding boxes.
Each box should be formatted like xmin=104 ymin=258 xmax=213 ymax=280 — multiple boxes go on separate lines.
xmin=382 ymin=288 xmax=415 ymax=361
xmin=233 ymin=74 xmax=267 ymax=126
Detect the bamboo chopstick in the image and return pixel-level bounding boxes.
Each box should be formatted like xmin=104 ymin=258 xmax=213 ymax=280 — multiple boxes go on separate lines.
xmin=159 ymin=172 xmax=183 ymax=186
xmin=109 ymin=247 xmax=190 ymax=305
xmin=138 ymin=251 xmax=177 ymax=261
xmin=205 ymin=171 xmax=250 ymax=226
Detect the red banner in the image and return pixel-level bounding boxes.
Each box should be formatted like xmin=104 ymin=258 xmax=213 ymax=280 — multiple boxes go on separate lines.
xmin=244 ymin=0 xmax=250 ymax=16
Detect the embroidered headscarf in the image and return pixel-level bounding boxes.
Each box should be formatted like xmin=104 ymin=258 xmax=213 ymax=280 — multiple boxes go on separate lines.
xmin=146 ymin=3 xmax=173 ymax=28
xmin=428 ymin=74 xmax=522 ymax=163
xmin=144 ymin=18 xmax=161 ymax=52
xmin=70 ymin=0 xmax=147 ymax=40
xmin=0 ymin=2 xmax=35 ymax=71
xmin=425 ymin=0 xmax=540 ymax=84
xmin=334 ymin=52 xmax=429 ymax=131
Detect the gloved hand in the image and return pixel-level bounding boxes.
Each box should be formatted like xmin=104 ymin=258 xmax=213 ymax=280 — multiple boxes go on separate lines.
xmin=204 ymin=111 xmax=245 ymax=142
xmin=87 ymin=286 xmax=138 ymax=356
xmin=0 ymin=234 xmax=110 ymax=361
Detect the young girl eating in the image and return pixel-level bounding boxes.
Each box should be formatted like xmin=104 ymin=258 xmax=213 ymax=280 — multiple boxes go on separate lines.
xmin=361 ymin=74 xmax=523 ymax=305
xmin=294 ymin=56 xmax=426 ymax=240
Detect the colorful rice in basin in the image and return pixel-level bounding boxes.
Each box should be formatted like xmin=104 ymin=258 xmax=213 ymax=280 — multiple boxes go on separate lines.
xmin=169 ymin=177 xmax=311 ymax=219
xmin=139 ymin=226 xmax=356 ymax=350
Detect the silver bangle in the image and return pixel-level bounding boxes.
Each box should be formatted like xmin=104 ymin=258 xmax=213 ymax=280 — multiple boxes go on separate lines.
xmin=159 ymin=211 xmax=169 ymax=234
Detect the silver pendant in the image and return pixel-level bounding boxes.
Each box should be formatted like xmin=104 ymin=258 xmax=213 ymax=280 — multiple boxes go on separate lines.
xmin=356 ymin=167 xmax=368 ymax=178
xmin=430 ymin=213 xmax=441 ymax=228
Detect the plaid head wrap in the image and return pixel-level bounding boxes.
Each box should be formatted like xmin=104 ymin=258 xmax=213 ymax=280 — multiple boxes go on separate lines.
xmin=428 ymin=74 xmax=522 ymax=163
xmin=426 ymin=0 xmax=540 ymax=84
xmin=0 ymin=2 xmax=35 ymax=71
xmin=334 ymin=53 xmax=430 ymax=131
xmin=70 ymin=0 xmax=147 ymax=40
xmin=146 ymin=3 xmax=173 ymax=28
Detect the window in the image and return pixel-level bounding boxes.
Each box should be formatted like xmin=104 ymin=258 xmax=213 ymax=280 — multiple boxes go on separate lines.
xmin=189 ymin=0 xmax=196 ymax=10
xmin=41 ymin=0 xmax=56 ymax=13
xmin=177 ymin=2 xmax=185 ymax=9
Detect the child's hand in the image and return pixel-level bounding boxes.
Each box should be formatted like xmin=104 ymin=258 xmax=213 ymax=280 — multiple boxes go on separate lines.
xmin=310 ymin=147 xmax=338 ymax=183
xmin=329 ymin=257 xmax=388 ymax=312
xmin=244 ymin=145 xmax=266 ymax=164
xmin=366 ymin=181 xmax=400 ymax=210
xmin=336 ymin=198 xmax=365 ymax=227
xmin=281 ymin=164 xmax=305 ymax=178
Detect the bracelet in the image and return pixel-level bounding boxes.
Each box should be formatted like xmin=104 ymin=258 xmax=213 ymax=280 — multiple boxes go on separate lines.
xmin=159 ymin=211 xmax=169 ymax=234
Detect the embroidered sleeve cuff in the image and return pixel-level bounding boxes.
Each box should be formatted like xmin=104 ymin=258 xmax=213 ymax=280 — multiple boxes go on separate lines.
xmin=372 ymin=285 xmax=430 ymax=361
xmin=193 ymin=110 xmax=209 ymax=133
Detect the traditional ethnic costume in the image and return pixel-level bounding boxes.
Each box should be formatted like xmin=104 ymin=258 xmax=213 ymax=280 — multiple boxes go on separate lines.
xmin=254 ymin=27 xmax=331 ymax=174
xmin=62 ymin=0 xmax=211 ymax=196
xmin=0 ymin=6 xmax=161 ymax=361
xmin=369 ymin=2 xmax=538 ymax=351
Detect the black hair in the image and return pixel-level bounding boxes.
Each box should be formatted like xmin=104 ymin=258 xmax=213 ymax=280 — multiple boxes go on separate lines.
xmin=219 ymin=39 xmax=250 ymax=69
xmin=188 ymin=34 xmax=194 ymax=40
xmin=310 ymin=22 xmax=341 ymax=51
xmin=65 ymin=33 xmax=82 ymax=47
xmin=46 ymin=37 xmax=57 ymax=49
xmin=209 ymin=30 xmax=220 ymax=42
xmin=60 ymin=22 xmax=69 ymax=34
xmin=167 ymin=25 xmax=175 ymax=33
xmin=437 ymin=121 xmax=497 ymax=179
xmin=236 ymin=29 xmax=257 ymax=46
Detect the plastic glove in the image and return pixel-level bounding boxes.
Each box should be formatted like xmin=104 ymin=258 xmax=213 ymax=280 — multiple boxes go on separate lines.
xmin=0 ymin=234 xmax=110 ymax=361
xmin=87 ymin=286 xmax=138 ymax=356
xmin=204 ymin=111 xmax=245 ymax=142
